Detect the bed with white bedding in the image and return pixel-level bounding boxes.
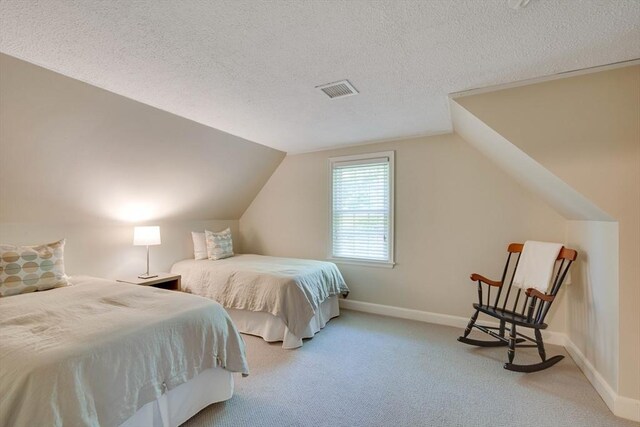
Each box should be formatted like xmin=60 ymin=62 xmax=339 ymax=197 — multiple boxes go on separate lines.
xmin=0 ymin=276 xmax=249 ymax=427
xmin=171 ymin=254 xmax=349 ymax=349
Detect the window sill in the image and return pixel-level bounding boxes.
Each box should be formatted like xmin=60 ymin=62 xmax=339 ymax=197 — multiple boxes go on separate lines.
xmin=327 ymin=257 xmax=395 ymax=269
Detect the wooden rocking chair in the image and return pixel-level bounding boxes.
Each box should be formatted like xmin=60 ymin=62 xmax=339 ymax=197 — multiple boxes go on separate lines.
xmin=458 ymin=243 xmax=577 ymax=372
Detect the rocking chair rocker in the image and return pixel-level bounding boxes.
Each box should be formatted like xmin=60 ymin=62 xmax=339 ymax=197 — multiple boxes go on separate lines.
xmin=458 ymin=243 xmax=577 ymax=372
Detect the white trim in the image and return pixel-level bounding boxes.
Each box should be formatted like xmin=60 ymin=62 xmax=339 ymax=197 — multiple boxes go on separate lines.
xmin=340 ymin=298 xmax=469 ymax=328
xmin=338 ymin=299 xmax=563 ymax=345
xmin=338 ymin=298 xmax=640 ymax=422
xmin=328 ymin=258 xmax=395 ymax=268
xmin=328 ymin=151 xmax=395 ymax=266
xmin=564 ymin=339 xmax=640 ymax=422
xmin=332 ymin=156 xmax=389 ymax=168
xmin=449 ymin=59 xmax=640 ymax=100
xmin=287 ymin=130 xmax=451 ymax=155
xmin=563 ymin=339 xmax=616 ymax=414
xmin=329 ymin=150 xmax=394 ymax=165
xmin=615 ymin=396 xmax=640 ymax=422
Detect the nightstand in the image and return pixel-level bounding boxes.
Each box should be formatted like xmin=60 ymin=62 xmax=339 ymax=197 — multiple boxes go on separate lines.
xmin=117 ymin=273 xmax=181 ymax=291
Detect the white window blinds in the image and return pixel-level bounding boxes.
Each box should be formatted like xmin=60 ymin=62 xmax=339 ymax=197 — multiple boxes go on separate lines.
xmin=330 ymin=153 xmax=393 ymax=263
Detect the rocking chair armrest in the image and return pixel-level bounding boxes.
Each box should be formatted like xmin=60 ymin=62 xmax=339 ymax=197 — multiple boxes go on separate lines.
xmin=525 ymin=288 xmax=554 ymax=302
xmin=470 ymin=274 xmax=502 ymax=287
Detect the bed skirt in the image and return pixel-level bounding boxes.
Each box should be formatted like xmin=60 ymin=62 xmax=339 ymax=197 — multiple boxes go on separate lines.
xmin=226 ymin=295 xmax=340 ymax=349
xmin=119 ymin=367 xmax=234 ymax=427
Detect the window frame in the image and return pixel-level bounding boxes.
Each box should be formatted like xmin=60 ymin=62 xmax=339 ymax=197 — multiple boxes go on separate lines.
xmin=328 ymin=150 xmax=395 ymax=268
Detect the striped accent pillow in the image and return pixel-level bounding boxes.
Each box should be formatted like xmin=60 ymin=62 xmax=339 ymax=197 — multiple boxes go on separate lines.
xmin=205 ymin=228 xmax=234 ymax=260
xmin=0 ymin=239 xmax=69 ymax=297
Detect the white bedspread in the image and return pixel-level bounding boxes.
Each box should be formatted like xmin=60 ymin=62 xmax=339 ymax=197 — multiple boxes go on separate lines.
xmin=171 ymin=255 xmax=349 ymax=337
xmin=0 ymin=276 xmax=249 ymax=427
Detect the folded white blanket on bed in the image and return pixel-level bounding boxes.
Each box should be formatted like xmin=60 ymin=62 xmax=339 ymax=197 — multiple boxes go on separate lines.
xmin=171 ymin=254 xmax=349 ymax=337
xmin=513 ymin=241 xmax=563 ymax=293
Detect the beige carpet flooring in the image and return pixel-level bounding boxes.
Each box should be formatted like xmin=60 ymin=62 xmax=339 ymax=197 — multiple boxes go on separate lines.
xmin=183 ymin=310 xmax=638 ymax=427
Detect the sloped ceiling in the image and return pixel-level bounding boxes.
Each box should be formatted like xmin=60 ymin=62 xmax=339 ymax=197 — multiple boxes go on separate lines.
xmin=0 ymin=53 xmax=285 ymax=223
xmin=452 ymin=64 xmax=639 ymax=222
xmin=450 ymin=99 xmax=613 ymax=221
xmin=1 ymin=1 xmax=638 ymax=153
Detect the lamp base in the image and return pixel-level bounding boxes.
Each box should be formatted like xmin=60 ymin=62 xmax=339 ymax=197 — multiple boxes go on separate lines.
xmin=138 ymin=273 xmax=158 ymax=279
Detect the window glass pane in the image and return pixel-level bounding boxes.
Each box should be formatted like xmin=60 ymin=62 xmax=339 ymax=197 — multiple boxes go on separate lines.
xmin=331 ymin=158 xmax=390 ymax=261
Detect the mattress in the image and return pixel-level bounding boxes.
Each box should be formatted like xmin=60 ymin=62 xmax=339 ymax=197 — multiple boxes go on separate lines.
xmin=0 ymin=276 xmax=249 ymax=427
xmin=171 ymin=254 xmax=349 ymax=339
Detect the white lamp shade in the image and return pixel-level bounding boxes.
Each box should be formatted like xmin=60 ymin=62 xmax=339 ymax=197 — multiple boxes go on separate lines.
xmin=133 ymin=226 xmax=161 ymax=246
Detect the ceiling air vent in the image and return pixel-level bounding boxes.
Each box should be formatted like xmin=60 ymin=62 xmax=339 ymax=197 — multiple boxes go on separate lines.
xmin=316 ymin=80 xmax=358 ymax=99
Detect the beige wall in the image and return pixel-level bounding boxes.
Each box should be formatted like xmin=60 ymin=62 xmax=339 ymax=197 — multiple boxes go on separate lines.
xmin=565 ymin=220 xmax=620 ymax=392
xmin=0 ymin=53 xmax=285 ymax=223
xmin=456 ymin=65 xmax=640 ymax=400
xmin=240 ymin=133 xmax=568 ymax=330
xmin=0 ymin=53 xmax=283 ymax=279
xmin=0 ymin=220 xmax=237 ymax=279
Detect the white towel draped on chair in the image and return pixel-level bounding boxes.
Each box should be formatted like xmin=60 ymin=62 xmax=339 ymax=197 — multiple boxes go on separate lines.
xmin=512 ymin=241 xmax=563 ymax=293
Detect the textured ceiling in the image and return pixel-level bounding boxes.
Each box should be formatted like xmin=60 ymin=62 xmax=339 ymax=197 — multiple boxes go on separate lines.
xmin=1 ymin=1 xmax=639 ymax=153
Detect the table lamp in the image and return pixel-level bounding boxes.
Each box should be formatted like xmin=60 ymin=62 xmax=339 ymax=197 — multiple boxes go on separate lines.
xmin=133 ymin=226 xmax=161 ymax=279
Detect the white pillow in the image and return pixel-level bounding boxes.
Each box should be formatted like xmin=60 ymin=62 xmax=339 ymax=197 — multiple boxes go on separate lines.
xmin=191 ymin=232 xmax=207 ymax=260
xmin=205 ymin=228 xmax=234 ymax=260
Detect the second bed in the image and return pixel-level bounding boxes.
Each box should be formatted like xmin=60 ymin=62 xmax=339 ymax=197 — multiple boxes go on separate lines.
xmin=171 ymin=254 xmax=349 ymax=349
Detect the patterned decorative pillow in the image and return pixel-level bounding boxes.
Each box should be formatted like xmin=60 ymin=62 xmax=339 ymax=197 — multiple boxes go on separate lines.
xmin=0 ymin=239 xmax=69 ymax=297
xmin=191 ymin=231 xmax=207 ymax=260
xmin=205 ymin=228 xmax=234 ymax=260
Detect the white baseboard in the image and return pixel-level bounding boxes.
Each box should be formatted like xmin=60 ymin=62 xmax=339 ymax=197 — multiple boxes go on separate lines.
xmin=338 ymin=299 xmax=565 ymax=345
xmin=563 ymin=338 xmax=617 ymax=412
xmin=340 ymin=298 xmax=469 ymax=327
xmin=339 ymin=298 xmax=640 ymax=422
xmin=564 ymin=339 xmax=640 ymax=422
xmin=615 ymin=395 xmax=640 ymax=422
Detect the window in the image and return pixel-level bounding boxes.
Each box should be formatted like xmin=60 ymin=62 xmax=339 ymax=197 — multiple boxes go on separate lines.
xmin=329 ymin=151 xmax=394 ymax=267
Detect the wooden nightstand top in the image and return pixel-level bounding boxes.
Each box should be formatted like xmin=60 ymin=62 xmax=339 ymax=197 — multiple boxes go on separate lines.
xmin=117 ymin=272 xmax=181 ymax=288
